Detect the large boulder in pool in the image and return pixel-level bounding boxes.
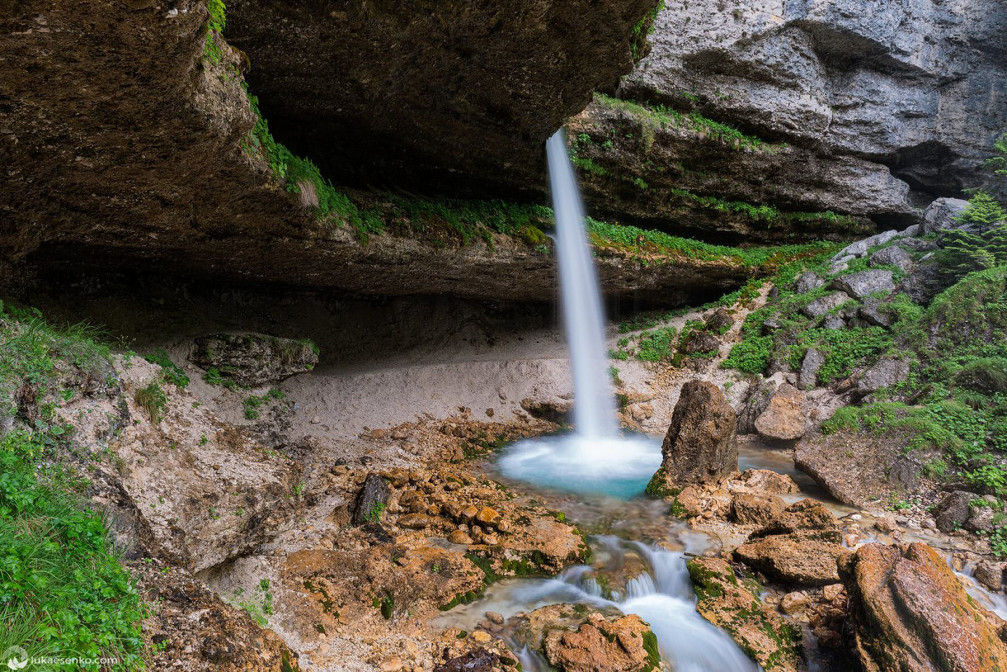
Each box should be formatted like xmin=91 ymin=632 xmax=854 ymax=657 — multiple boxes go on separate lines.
xmin=840 ymin=542 xmax=1007 ymax=671
xmin=651 ymin=380 xmax=738 ymax=492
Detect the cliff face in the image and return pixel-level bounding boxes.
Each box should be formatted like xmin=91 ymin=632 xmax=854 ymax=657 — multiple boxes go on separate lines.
xmin=225 ymin=0 xmax=660 ymax=196
xmin=578 ymin=0 xmax=1007 ymax=239
xmin=1 ymin=0 xmax=708 ymax=304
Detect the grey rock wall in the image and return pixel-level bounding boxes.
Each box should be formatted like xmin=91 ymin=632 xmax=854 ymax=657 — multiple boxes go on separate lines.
xmin=621 ymin=0 xmax=1007 ymax=221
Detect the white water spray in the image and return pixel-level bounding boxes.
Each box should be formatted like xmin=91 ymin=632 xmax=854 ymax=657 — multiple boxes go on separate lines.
xmin=546 ymin=130 xmax=619 ymax=438
xmin=437 ymin=538 xmax=759 ymax=672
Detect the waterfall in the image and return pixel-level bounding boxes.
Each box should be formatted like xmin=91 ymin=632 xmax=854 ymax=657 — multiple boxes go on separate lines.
xmin=497 ymin=131 xmax=661 ymax=497
xmin=546 ymin=130 xmax=619 ymax=438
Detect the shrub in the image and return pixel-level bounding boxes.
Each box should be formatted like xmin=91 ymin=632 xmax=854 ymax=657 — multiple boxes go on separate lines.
xmin=722 ymin=335 xmax=772 ymax=374
xmin=143 ymin=350 xmax=189 ymax=389
xmin=135 ymin=381 xmax=167 ymax=422
xmin=924 ymin=266 xmax=1007 ymax=348
xmin=955 ymin=357 xmax=1007 ymax=394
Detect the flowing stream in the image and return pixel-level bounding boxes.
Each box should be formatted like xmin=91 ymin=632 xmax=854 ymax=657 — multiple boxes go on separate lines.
xmin=485 ymin=130 xmax=758 ymax=670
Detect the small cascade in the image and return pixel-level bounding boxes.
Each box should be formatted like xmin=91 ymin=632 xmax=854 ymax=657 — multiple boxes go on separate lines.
xmin=440 ymin=538 xmax=759 ymax=672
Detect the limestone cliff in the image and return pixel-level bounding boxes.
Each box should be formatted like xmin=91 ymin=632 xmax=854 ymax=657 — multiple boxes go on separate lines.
xmin=576 ymin=0 xmax=1007 ymax=241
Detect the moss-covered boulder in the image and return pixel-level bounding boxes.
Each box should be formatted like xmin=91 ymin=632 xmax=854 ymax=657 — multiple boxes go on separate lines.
xmin=514 ymin=605 xmax=661 ymax=672
xmin=687 ymin=557 xmax=801 ymax=672
xmin=191 ymin=332 xmax=319 ymax=386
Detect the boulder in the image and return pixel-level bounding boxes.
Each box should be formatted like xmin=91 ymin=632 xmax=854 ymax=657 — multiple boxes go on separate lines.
xmin=731 ymin=469 xmax=800 ymax=495
xmin=738 ymin=380 xmax=775 ymax=435
xmin=869 ymin=246 xmax=913 ymax=273
xmin=656 ymin=380 xmax=738 ymax=489
xmin=796 ymin=429 xmax=924 ymax=508
xmin=801 ymin=292 xmax=852 ymax=318
xmin=902 ymin=260 xmax=945 ymax=304
xmin=687 ymin=557 xmax=801 ymax=672
xmin=975 ymin=560 xmax=1006 ymax=593
xmin=680 ymin=330 xmax=721 ymax=356
xmin=352 ymin=473 xmax=391 ymax=526
xmin=754 ymin=500 xmax=841 ymax=540
xmin=516 ymin=607 xmax=659 ymax=672
xmin=921 ymin=198 xmax=971 ymax=234
xmin=933 ymin=491 xmax=979 ymax=533
xmin=731 ymin=494 xmax=786 ymax=526
xmin=822 ymin=314 xmax=846 ymax=330
xmin=799 ymin=348 xmax=826 ymax=390
xmin=858 ymin=297 xmax=895 ymax=328
xmin=434 ymin=650 xmax=498 ymax=672
xmin=753 ymin=383 xmax=806 ymax=441
xmin=833 ymin=231 xmax=901 ymax=261
xmin=734 ymin=532 xmax=848 ymax=588
xmin=829 ymin=270 xmax=895 ymax=300
xmin=704 ymin=308 xmax=735 ymax=334
xmin=735 ymin=500 xmax=847 ymax=588
xmin=191 ymin=333 xmax=318 ymax=386
xmin=840 ymin=543 xmax=1007 ymax=671
xmin=794 ymin=271 xmax=825 ymax=294
xmin=843 ymin=358 xmax=911 ymax=397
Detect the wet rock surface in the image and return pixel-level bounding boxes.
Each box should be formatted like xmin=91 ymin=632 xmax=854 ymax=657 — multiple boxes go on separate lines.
xmin=734 ymin=500 xmax=849 ymax=588
xmin=688 ymin=557 xmax=801 ymax=672
xmin=840 ymin=543 xmax=1007 ymax=672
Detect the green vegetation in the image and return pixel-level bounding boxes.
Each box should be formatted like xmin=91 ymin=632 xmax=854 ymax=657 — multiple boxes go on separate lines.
xmin=234 ymin=579 xmax=274 ymax=628
xmin=135 ymin=381 xmax=168 ymax=423
xmin=202 ymin=0 xmax=226 ymax=65
xmin=143 ymin=350 xmax=189 ymax=389
xmin=0 ymin=305 xmax=145 ymax=669
xmin=629 ymin=0 xmax=666 ymax=61
xmin=594 ymin=93 xmax=779 ymax=153
xmin=939 ymin=193 xmax=1007 ymax=281
xmin=243 ymin=388 xmax=285 ymax=420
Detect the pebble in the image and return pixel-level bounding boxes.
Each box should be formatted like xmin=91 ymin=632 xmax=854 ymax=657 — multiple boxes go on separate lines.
xmin=447 ymin=530 xmax=473 ymax=545
xmin=486 ymin=611 xmax=504 ymax=625
xmin=780 ymin=591 xmax=809 ymax=614
xmin=380 ymin=656 xmax=403 ymax=672
xmin=311 ymin=416 xmax=321 ymax=424
xmin=471 ymin=630 xmax=492 ymax=644
xmin=822 ymin=583 xmax=845 ymax=602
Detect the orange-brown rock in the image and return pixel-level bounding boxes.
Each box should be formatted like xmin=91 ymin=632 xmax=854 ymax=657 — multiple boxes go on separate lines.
xmin=655 ymin=380 xmax=738 ymax=490
xmin=754 ymin=383 xmax=806 ymax=441
xmin=731 ymin=494 xmax=786 ymax=526
xmin=687 ymin=557 xmax=801 ymax=672
xmin=538 ymin=610 xmax=660 ymax=672
xmin=735 ymin=532 xmax=849 ymax=588
xmin=840 ymin=542 xmax=1007 ymax=672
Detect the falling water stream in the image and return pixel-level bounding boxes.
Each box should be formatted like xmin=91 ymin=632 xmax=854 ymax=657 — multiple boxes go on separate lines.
xmin=498 ymin=132 xmax=661 ymax=498
xmin=483 ymin=131 xmax=758 ymax=671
